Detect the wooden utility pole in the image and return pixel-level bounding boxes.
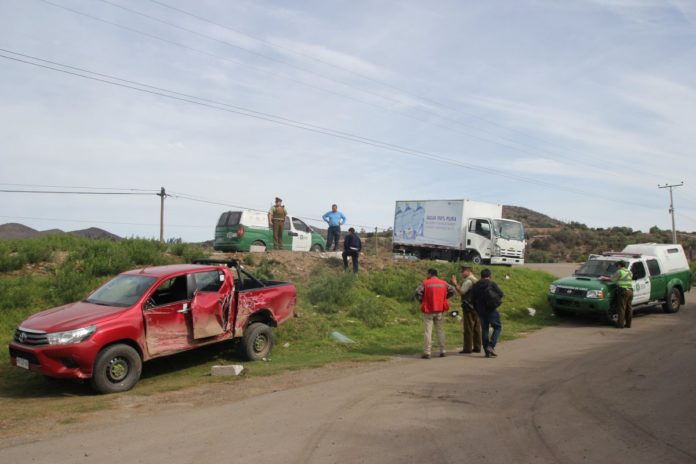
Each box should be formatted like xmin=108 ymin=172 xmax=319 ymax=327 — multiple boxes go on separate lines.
xmin=658 ymin=182 xmax=684 ymax=244
xmin=158 ymin=187 xmax=166 ymax=242
xmin=375 ymin=226 xmax=379 ymax=256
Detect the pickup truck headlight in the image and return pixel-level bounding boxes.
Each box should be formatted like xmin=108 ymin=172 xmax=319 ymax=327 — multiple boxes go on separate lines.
xmin=586 ymin=290 xmax=605 ymax=299
xmin=548 ymin=284 xmax=557 ymax=294
xmin=47 ymin=325 xmax=96 ymax=345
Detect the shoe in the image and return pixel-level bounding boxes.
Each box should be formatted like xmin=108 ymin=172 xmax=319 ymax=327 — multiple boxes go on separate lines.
xmin=485 ymin=349 xmax=491 ymax=358
xmin=625 ymin=325 xmax=631 ymax=328
xmin=421 ymin=354 xmax=431 ymax=359
xmin=459 ymin=350 xmax=472 ymax=354
xmin=472 ymin=349 xmax=481 ymax=353
xmin=488 ymin=349 xmax=497 ymax=358
xmin=439 ymin=352 xmax=446 ymax=358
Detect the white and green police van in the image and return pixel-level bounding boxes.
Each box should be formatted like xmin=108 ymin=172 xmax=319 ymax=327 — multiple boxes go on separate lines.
xmin=548 ymin=243 xmax=692 ymax=323
xmin=213 ymin=210 xmax=326 ymax=252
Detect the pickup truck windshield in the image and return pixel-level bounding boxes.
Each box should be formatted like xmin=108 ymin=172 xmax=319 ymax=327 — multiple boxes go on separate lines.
xmin=492 ymin=220 xmax=525 ymax=241
xmin=576 ymin=260 xmax=618 ymax=277
xmin=84 ymin=275 xmax=157 ymax=307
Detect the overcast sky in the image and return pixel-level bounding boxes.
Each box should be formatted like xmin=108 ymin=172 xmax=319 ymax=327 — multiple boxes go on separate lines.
xmin=1 ymin=0 xmax=695 ymax=241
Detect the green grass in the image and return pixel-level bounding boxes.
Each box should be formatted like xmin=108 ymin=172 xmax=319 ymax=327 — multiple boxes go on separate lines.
xmin=0 ymin=236 xmax=558 ymax=431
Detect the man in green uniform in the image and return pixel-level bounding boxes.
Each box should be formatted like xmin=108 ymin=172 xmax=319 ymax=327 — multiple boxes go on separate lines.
xmin=268 ymin=197 xmax=287 ymax=250
xmin=601 ymin=261 xmax=634 ymax=328
xmin=452 ymin=266 xmax=482 ymax=353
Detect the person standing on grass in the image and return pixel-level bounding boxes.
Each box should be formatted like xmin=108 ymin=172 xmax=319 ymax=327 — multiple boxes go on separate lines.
xmin=322 ymin=204 xmax=346 ymax=252
xmin=415 ymin=268 xmax=455 ymax=359
xmin=472 ymin=268 xmax=503 ymax=358
xmin=268 ymin=197 xmax=287 ymax=250
xmin=451 ymin=266 xmax=481 ymax=354
xmin=342 ymin=227 xmax=362 ymax=273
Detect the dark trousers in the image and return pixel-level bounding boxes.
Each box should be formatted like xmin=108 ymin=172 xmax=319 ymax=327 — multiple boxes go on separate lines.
xmin=326 ymin=225 xmax=341 ymax=251
xmin=479 ymin=310 xmax=502 ymax=350
xmin=342 ymin=250 xmax=359 ymax=273
xmin=616 ymin=288 xmax=633 ymax=328
xmin=462 ymin=309 xmax=482 ymax=353
xmin=272 ymin=221 xmax=284 ymax=250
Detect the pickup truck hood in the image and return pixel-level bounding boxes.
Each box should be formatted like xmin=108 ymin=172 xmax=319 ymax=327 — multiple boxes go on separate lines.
xmin=553 ymin=276 xmax=611 ymax=290
xmin=20 ymin=301 xmax=128 ymax=333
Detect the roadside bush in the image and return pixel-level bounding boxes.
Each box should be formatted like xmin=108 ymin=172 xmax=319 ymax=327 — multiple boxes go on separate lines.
xmin=307 ymin=270 xmax=356 ymax=311
xmin=363 ymin=266 xmax=420 ymax=301
xmin=347 ymin=287 xmax=400 ymax=328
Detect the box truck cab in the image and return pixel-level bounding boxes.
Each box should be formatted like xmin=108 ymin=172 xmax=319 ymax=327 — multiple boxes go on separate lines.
xmin=393 ymin=199 xmax=526 ymax=264
xmin=214 ymin=210 xmax=326 ymax=252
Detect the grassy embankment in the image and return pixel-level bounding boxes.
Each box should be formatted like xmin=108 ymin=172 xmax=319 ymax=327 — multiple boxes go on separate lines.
xmin=0 ymin=235 xmax=557 ymax=429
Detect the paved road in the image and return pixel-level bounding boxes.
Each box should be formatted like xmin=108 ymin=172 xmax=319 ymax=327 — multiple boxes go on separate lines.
xmin=2 ymin=305 xmax=695 ymax=464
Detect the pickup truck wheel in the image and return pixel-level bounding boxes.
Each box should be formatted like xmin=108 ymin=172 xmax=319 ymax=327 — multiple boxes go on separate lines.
xmin=90 ymin=344 xmax=142 ymax=394
xmin=242 ymin=323 xmax=273 ymax=361
xmin=311 ymin=244 xmax=323 ymax=252
xmin=662 ymin=288 xmax=682 ymax=313
xmin=251 ymin=240 xmax=266 ymax=251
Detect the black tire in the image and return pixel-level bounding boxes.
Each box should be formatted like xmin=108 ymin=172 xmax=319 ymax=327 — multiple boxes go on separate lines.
xmin=241 ymin=323 xmax=273 ymax=361
xmin=90 ymin=344 xmax=142 ymax=394
xmin=662 ymin=287 xmax=682 ymax=313
xmin=470 ymin=252 xmax=482 ymax=265
xmin=310 ymin=243 xmax=323 ymax=252
xmin=251 ymin=240 xmax=267 ymax=251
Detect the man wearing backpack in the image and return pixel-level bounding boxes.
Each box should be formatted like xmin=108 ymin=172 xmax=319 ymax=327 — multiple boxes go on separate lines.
xmin=415 ymin=268 xmax=455 ymax=359
xmin=472 ymin=268 xmax=504 ymax=358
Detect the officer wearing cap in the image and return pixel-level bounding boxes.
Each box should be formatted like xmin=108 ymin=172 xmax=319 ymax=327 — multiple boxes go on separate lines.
xmin=601 ymin=261 xmax=633 ymax=328
xmin=268 ymin=197 xmax=287 ymax=250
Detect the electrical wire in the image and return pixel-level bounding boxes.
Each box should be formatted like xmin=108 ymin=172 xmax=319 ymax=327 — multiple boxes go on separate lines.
xmin=41 ymin=0 xmax=656 ymax=178
xmin=2 ymin=49 xmax=646 ymax=208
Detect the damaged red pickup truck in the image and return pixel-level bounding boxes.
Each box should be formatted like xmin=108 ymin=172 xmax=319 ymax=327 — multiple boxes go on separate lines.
xmin=8 ymin=259 xmax=295 ymax=393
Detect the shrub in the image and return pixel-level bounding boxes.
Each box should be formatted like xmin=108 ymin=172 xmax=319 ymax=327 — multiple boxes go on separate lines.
xmin=307 ymin=270 xmax=356 ymax=310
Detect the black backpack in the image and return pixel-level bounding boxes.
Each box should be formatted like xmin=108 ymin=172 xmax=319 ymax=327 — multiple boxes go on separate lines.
xmin=484 ymin=283 xmax=502 ymax=311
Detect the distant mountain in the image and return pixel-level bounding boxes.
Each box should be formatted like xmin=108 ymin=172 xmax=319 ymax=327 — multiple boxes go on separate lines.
xmin=70 ymin=227 xmax=121 ymax=240
xmin=0 ymin=223 xmax=42 ymax=239
xmin=0 ymin=223 xmax=121 ymax=241
xmin=503 ymin=205 xmax=563 ymax=229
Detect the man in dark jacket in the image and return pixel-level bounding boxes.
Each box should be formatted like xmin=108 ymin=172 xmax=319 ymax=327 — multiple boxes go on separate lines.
xmin=342 ymin=227 xmax=362 ymax=273
xmin=472 ymin=268 xmax=504 ymax=358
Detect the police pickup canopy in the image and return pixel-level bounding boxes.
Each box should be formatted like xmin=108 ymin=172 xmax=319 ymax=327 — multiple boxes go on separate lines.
xmin=548 ymin=243 xmax=692 ymax=323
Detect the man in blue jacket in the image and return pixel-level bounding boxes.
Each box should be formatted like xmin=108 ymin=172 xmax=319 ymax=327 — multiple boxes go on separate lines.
xmin=322 ymin=204 xmax=347 ymax=251
xmin=342 ymin=227 xmax=362 ymax=273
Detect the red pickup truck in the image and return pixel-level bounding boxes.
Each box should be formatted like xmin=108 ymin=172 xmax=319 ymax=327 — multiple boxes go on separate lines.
xmin=8 ymin=259 xmax=295 ymax=393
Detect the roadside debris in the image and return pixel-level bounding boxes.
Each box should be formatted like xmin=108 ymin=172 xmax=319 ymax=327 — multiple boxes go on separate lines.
xmin=211 ymin=364 xmax=245 ymax=377
xmin=527 ymin=307 xmax=536 ymax=316
xmin=330 ymin=331 xmax=356 ymax=344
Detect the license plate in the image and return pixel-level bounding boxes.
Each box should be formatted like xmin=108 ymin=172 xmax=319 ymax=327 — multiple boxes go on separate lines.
xmin=16 ymin=357 xmax=29 ymax=369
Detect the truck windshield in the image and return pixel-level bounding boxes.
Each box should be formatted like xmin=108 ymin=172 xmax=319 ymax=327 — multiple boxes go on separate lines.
xmin=492 ymin=220 xmax=525 ymax=241
xmin=575 ymin=260 xmax=618 ymax=277
xmin=84 ymin=275 xmax=157 ymax=307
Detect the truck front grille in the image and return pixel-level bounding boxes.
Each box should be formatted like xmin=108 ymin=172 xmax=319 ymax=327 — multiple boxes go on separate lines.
xmin=14 ymin=328 xmax=48 ymax=346
xmin=554 ymin=287 xmax=587 ymax=298
xmin=500 ymin=248 xmax=524 ymax=258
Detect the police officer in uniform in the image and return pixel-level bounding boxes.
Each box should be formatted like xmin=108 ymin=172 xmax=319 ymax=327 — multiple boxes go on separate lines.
xmin=452 ymin=266 xmax=482 ymax=353
xmin=268 ymin=197 xmax=287 ymax=250
xmin=601 ymin=261 xmax=633 ymax=328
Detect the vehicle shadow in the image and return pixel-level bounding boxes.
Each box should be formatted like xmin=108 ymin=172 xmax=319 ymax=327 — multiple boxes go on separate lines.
xmin=554 ymin=303 xmax=668 ymax=327
xmin=0 ymin=341 xmax=245 ymax=399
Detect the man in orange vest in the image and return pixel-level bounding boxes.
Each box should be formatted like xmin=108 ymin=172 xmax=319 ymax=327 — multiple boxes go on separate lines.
xmin=415 ymin=268 xmax=455 ymax=359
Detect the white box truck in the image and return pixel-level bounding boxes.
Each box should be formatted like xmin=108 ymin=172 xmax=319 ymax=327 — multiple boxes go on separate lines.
xmin=392 ymin=199 xmax=526 ymax=264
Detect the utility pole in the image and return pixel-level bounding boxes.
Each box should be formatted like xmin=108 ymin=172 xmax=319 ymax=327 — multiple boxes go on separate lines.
xmin=375 ymin=226 xmax=379 ymax=256
xmin=658 ymin=181 xmax=683 ymax=244
xmin=157 ymin=187 xmax=166 ymax=243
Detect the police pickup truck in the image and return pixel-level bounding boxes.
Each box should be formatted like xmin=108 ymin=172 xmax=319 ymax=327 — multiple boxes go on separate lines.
xmin=548 ymin=243 xmax=692 ymax=323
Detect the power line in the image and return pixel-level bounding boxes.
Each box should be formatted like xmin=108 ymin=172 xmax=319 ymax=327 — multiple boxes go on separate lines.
xmin=0 ymin=49 xmax=654 ymax=210
xmin=0 ymin=215 xmax=209 ymax=229
xmin=41 ymin=0 xmax=649 ymax=178
xmin=0 ymin=189 xmax=154 ymax=195
xmin=142 ymin=0 xmax=663 ymax=179
xmin=0 ymin=182 xmax=156 ymax=192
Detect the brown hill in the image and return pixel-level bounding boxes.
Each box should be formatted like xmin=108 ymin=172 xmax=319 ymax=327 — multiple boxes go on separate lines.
xmin=69 ymin=228 xmax=121 ymax=241
xmin=0 ymin=223 xmax=42 ymax=239
xmin=503 ymin=205 xmax=563 ymax=229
